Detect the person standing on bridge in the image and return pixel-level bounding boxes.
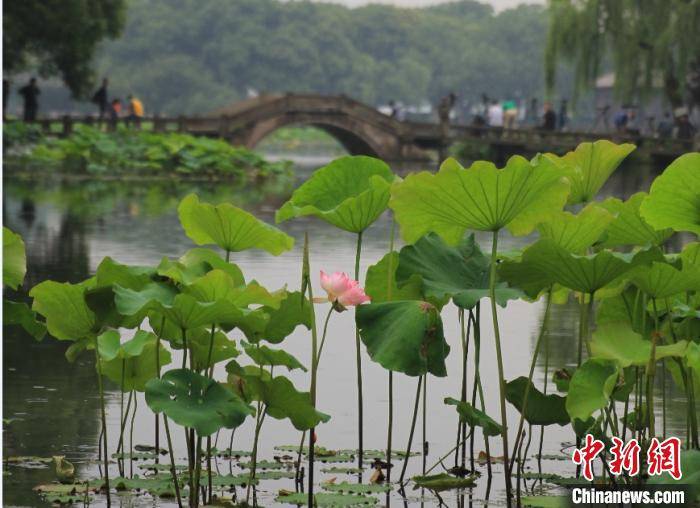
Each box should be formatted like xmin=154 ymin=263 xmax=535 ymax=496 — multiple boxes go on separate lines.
xmin=487 ymin=99 xmax=503 ymax=127
xmin=91 ymin=78 xmax=110 ymax=121
xmin=18 ymin=77 xmax=40 ymax=122
xmin=438 ymin=92 xmax=457 ymax=136
xmin=127 ymin=94 xmax=144 ymax=128
xmin=541 ymin=101 xmax=557 ymax=131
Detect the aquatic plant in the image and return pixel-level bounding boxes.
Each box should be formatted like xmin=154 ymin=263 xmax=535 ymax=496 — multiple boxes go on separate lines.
xmin=12 ymin=141 xmax=700 ymax=508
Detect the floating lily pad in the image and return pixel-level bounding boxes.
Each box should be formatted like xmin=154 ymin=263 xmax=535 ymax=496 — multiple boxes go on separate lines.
xmin=139 ymin=463 xmax=189 ymax=472
xmin=321 ymin=466 xmax=364 ymax=475
xmin=111 ymin=451 xmax=159 ymax=461
xmin=256 ymin=470 xmax=296 ymax=480
xmin=411 ymin=473 xmax=476 ymax=491
xmin=275 ymin=492 xmax=378 ymax=506
xmin=216 ymin=449 xmax=252 ymax=459
xmin=5 ymin=456 xmax=52 ymax=469
xmin=239 ymin=459 xmax=291 ymax=470
xmin=323 ymin=481 xmax=391 ymax=494
xmin=521 ymin=495 xmax=570 ymax=508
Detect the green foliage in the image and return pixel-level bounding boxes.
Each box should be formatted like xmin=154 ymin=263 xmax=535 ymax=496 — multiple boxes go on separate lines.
xmin=444 ymin=397 xmax=502 ymax=436
xmin=536 ymin=204 xmax=613 ymax=253
xmin=179 ymin=193 xmax=294 ymax=255
xmin=599 ymin=193 xmax=673 ymax=248
xmin=411 ymin=473 xmax=477 ymax=491
xmin=389 ymin=156 xmax=569 ymax=243
xmin=640 ymin=153 xmax=700 ymax=236
xmin=565 ymin=358 xmax=619 ymax=422
xmin=4 ymin=0 xmax=126 ymax=96
xmin=30 ymin=280 xmax=96 ymax=340
xmin=13 ymin=125 xmax=290 ymax=181
xmin=364 ymin=252 xmax=423 ymax=303
xmin=276 ymin=155 xmax=395 ymax=233
xmin=242 ymin=342 xmax=306 ymax=372
xmin=3 ymin=227 xmax=26 ymax=290
xmin=356 ymin=300 xmax=450 ymax=377
xmin=145 ymin=368 xmax=254 ymax=436
xmin=504 ymin=377 xmax=570 ymax=426
xmin=3 ymin=300 xmax=46 ymax=341
xmin=590 ymin=322 xmax=688 ymax=367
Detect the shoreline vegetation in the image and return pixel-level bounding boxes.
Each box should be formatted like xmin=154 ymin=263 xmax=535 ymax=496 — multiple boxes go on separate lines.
xmin=3 ymin=123 xmax=293 ymax=182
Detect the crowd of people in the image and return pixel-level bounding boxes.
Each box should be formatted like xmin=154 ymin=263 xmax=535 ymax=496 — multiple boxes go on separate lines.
xmin=2 ymin=77 xmax=145 ymax=127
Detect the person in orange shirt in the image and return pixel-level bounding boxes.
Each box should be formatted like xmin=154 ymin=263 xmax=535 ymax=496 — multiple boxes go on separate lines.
xmin=127 ymin=94 xmax=144 ymax=128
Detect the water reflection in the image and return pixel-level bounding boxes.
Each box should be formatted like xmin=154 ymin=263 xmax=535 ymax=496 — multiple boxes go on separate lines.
xmin=2 ymin=155 xmax=689 ymax=506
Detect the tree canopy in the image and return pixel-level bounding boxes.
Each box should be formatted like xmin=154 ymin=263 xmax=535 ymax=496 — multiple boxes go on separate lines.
xmin=90 ymin=0 xmax=550 ymax=114
xmin=3 ymin=0 xmax=126 ymax=98
xmin=545 ymin=0 xmax=700 ymax=107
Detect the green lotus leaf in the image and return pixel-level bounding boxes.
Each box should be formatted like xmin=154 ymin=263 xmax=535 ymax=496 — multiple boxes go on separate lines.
xmin=275 ymin=492 xmax=378 ymax=506
xmin=444 ymin=397 xmax=502 ymax=436
xmin=599 ymin=192 xmax=673 ymax=248
xmin=3 ymin=227 xmax=26 ymax=290
xmin=536 ymin=203 xmax=613 ymax=253
xmin=238 ymin=291 xmax=312 ymax=343
xmin=411 ymin=473 xmax=477 ymax=491
xmin=156 ymin=257 xmax=211 ymax=286
xmin=95 ymin=257 xmax=155 ymax=289
xmin=628 ymin=261 xmax=700 ymax=299
xmin=590 ymin=322 xmax=688 ymax=368
xmin=178 ymin=247 xmax=245 ymax=286
xmin=505 ymin=377 xmax=569 ymax=426
xmin=30 ymin=281 xmax=96 ymax=340
xmin=595 ymin=286 xmax=653 ymax=337
xmin=323 ymin=482 xmax=391 ymax=494
xmin=145 ymin=368 xmax=253 ymax=436
xmin=100 ymin=331 xmax=172 ymax=392
xmin=565 ymin=358 xmax=619 ymax=422
xmin=396 ymin=232 xmax=522 ymax=309
xmin=640 ymin=152 xmax=700 ymax=235
xmin=3 ymin=300 xmax=46 ymax=341
xmin=113 ymin=281 xmax=177 ymax=317
xmin=184 ymin=327 xmax=239 ymax=371
xmin=275 ymin=155 xmax=395 ymax=233
xmin=356 ymin=300 xmax=449 ymax=377
xmin=242 ymin=341 xmax=306 ymax=371
xmin=546 ymin=140 xmax=635 ymax=205
xmin=507 ymin=239 xmax=650 ymax=294
xmin=178 ymin=193 xmax=294 ymax=254
xmin=389 ymin=156 xmax=569 ymax=244
xmin=364 ymin=252 xmax=423 ymax=303
xmin=521 ymin=495 xmax=570 ymax=508
xmin=681 ymin=242 xmax=700 ymax=271
xmin=242 ymin=372 xmax=330 ymax=431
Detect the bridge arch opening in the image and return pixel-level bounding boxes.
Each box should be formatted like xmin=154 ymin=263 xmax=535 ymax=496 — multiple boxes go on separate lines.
xmin=246 ymin=119 xmax=383 ymax=159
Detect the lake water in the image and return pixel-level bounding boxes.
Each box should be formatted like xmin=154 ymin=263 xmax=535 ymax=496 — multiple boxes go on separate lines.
xmin=2 ymin=153 xmax=689 ymax=507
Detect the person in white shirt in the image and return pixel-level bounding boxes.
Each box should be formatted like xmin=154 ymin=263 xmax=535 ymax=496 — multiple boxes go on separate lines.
xmin=488 ymin=100 xmax=504 ymax=127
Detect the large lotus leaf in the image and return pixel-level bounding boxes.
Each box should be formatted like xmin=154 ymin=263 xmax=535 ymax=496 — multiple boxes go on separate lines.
xmin=181 ymin=327 xmax=239 ymax=371
xmin=411 ymin=473 xmax=477 ymax=492
xmin=242 ymin=341 xmax=306 ymax=371
xmin=113 ymin=282 xmax=177 ymax=317
xmin=364 ymin=252 xmax=423 ymax=303
xmin=505 ymin=377 xmax=570 ymax=426
xmin=179 ymin=247 xmax=245 ymax=286
xmin=389 ymin=156 xmax=569 ymax=244
xmin=444 ymin=397 xmax=502 ymax=436
xmin=508 ymin=239 xmax=649 ymax=294
xmin=640 ymin=153 xmax=700 ymax=235
xmin=239 ymin=291 xmax=312 ymax=343
xmin=3 ymin=227 xmax=26 ymax=289
xmin=595 ymin=287 xmax=653 ymax=337
xmin=275 ymin=492 xmax=378 ymax=506
xmin=565 ymin=358 xmax=619 ymax=422
xmin=243 ymin=372 xmax=330 ymax=431
xmin=546 ymin=140 xmax=635 ymax=205
xmin=275 ymin=155 xmax=395 ymax=233
xmin=3 ymin=300 xmax=46 ymax=341
xmin=396 ymin=232 xmax=522 ymax=309
xmin=628 ymin=261 xmax=700 ymax=299
xmin=682 ymin=242 xmax=700 ymax=270
xmin=498 ymin=251 xmax=552 ymax=300
xmin=599 ymin=193 xmax=673 ymax=248
xmin=101 ymin=332 xmax=172 ymax=392
xmin=178 ymin=193 xmax=293 ymax=255
xmin=145 ymin=368 xmax=253 ymax=435
xmin=536 ymin=204 xmax=613 ymax=253
xmin=94 ymin=257 xmax=155 ymax=290
xmin=590 ymin=322 xmax=688 ymax=368
xmin=30 ymin=281 xmax=96 ymax=340
xmin=356 ymin=300 xmax=449 ymax=377
xmin=156 ymin=257 xmax=211 ymax=286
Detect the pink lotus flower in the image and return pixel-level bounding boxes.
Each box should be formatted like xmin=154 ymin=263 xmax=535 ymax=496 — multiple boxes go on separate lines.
xmin=320 ymin=271 xmax=370 ymax=309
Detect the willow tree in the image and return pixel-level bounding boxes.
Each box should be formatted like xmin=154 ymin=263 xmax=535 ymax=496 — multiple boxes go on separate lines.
xmin=545 ymin=0 xmax=700 ymax=107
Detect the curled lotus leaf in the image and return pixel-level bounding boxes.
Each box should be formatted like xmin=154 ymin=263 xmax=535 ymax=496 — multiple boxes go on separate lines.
xmin=504 ymin=377 xmax=569 ymax=426
xmin=356 ymin=300 xmax=449 ymax=377
xmin=628 ymin=261 xmax=700 ymax=299
xmin=599 ymin=192 xmax=672 ymax=248
xmin=178 ymin=193 xmax=294 ymax=255
xmin=275 ymin=155 xmax=395 ymax=233
xmin=145 ymin=368 xmax=254 ymax=436
xmin=30 ymin=280 xmax=96 ymax=341
xmin=364 ymin=251 xmax=423 ymax=304
xmin=536 ymin=203 xmax=614 ymax=253
xmin=565 ymin=358 xmax=619 ymax=422
xmin=99 ymin=331 xmax=172 ymax=391
xmin=444 ymin=397 xmax=502 ymax=436
xmin=389 ymin=155 xmax=569 ymax=244
xmin=544 ymin=140 xmax=635 ymax=205
xmin=242 ymin=341 xmax=306 ymax=371
xmin=590 ymin=322 xmax=688 ymax=368
xmin=3 ymin=227 xmax=26 ymax=290
xmin=640 ymin=152 xmax=700 ymax=235
xmin=3 ymin=300 xmax=46 ymax=341
xmin=412 ymin=473 xmax=477 ymax=491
